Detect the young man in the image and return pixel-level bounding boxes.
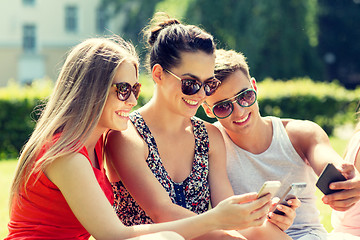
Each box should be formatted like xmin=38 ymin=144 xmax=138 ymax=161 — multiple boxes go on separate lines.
xmin=202 ymin=49 xmax=360 ymax=240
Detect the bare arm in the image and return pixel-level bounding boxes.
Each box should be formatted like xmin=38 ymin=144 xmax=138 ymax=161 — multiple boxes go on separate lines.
xmin=106 ymin=125 xmax=275 ymax=239
xmin=45 ymin=151 xmax=276 ymax=239
xmin=286 ymin=119 xmax=360 ymax=211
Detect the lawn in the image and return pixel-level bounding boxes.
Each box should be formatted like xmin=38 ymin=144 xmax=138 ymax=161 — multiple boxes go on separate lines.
xmin=0 ymin=137 xmax=349 ymax=238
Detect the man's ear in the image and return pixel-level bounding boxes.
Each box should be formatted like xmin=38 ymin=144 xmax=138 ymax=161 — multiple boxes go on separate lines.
xmin=250 ymin=77 xmax=258 ymax=92
xmin=152 ymin=64 xmax=164 ymax=85
xmin=201 ymin=102 xmax=216 ymax=118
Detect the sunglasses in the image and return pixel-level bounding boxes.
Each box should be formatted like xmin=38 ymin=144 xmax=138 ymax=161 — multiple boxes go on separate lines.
xmin=112 ymin=82 xmax=141 ymax=101
xmin=165 ymin=69 xmax=221 ymax=96
xmin=209 ymin=89 xmax=257 ymax=119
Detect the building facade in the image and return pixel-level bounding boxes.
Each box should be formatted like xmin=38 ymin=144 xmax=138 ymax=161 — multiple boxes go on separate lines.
xmin=0 ymin=0 xmax=122 ymax=86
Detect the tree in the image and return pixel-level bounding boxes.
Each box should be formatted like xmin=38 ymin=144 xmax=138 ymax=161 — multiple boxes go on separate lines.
xmin=317 ymin=0 xmax=360 ymax=88
xmin=186 ymin=0 xmax=324 ymax=81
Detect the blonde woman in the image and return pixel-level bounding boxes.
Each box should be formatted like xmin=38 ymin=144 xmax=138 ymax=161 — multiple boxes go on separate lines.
xmin=5 ymin=37 xmax=266 ymax=240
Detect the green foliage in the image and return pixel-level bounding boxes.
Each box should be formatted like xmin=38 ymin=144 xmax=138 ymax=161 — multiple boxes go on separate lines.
xmin=0 ymin=78 xmax=150 ymax=159
xmin=317 ymin=0 xmax=360 ymax=88
xmin=1 ymin=77 xmax=358 ymax=159
xmin=196 ymin=78 xmax=360 ymax=135
xmin=0 ymin=80 xmax=53 ymax=159
xmin=185 ymin=0 xmax=324 ymax=82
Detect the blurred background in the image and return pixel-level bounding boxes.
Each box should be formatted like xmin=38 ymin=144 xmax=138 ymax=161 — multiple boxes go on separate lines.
xmin=1 ymin=0 xmax=360 ymax=88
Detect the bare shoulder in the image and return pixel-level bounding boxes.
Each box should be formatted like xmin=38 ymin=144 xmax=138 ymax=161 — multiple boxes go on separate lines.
xmin=282 ymin=118 xmax=330 ymax=147
xmin=106 ymin=121 xmax=145 ymax=152
xmin=203 ymin=120 xmax=224 ymax=141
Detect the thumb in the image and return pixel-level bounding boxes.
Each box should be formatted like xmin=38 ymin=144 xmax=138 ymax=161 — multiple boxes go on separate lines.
xmin=340 ymin=163 xmax=356 ymax=179
xmin=230 ymin=193 xmax=259 ymax=204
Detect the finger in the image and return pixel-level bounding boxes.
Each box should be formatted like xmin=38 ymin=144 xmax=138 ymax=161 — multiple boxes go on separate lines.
xmin=251 ymin=214 xmax=268 ymax=227
xmin=329 ymin=202 xmax=356 ymax=211
xmin=326 ymin=197 xmax=358 ymax=210
xmin=274 ymin=204 xmax=295 ymax=218
xmin=330 ymin=178 xmax=360 ymax=190
xmin=339 ymin=163 xmax=356 ymax=179
xmin=323 ymin=188 xmax=360 ymax=203
xmin=230 ymin=193 xmax=259 ymax=204
xmin=287 ymin=198 xmax=301 ymax=209
xmin=250 ymin=200 xmax=271 ymax=220
xmin=270 ymin=197 xmax=280 ymax=207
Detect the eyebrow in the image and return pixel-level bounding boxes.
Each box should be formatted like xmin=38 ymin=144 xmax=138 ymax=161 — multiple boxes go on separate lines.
xmin=181 ymin=73 xmax=216 ymax=81
xmin=214 ymin=87 xmax=249 ymax=105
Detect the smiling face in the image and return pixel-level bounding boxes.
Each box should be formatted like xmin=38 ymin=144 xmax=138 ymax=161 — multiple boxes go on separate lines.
xmin=162 ymin=51 xmax=216 ymax=118
xmin=97 ymin=60 xmax=138 ymax=132
xmin=204 ymin=69 xmax=260 ymax=136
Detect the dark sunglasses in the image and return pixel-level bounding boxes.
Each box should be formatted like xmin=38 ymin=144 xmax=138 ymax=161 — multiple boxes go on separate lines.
xmin=165 ymin=69 xmax=221 ymax=96
xmin=112 ymin=82 xmax=141 ymax=101
xmin=209 ymin=89 xmax=257 ymax=119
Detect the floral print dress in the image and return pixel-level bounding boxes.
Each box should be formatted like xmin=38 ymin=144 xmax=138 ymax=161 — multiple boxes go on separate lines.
xmin=112 ymin=111 xmax=210 ymax=226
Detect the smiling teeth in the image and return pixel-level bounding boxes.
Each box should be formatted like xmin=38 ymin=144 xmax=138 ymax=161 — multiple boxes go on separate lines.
xmin=117 ymin=111 xmax=129 ymax=117
xmin=235 ymin=115 xmax=249 ymax=123
xmin=183 ymin=98 xmax=198 ymax=106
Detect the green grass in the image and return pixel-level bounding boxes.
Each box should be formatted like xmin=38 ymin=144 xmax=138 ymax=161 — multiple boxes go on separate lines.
xmin=0 ymin=137 xmax=348 ymax=238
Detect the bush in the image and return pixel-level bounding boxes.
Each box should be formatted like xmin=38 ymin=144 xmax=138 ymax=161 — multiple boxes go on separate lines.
xmin=0 ymin=78 xmax=151 ymax=159
xmin=1 ymin=77 xmax=359 ymax=159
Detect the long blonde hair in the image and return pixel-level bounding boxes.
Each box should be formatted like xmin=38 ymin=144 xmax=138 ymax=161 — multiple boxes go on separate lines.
xmin=10 ymin=36 xmax=138 ymax=210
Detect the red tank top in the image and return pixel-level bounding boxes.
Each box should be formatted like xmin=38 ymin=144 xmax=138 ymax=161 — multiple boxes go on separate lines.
xmin=5 ymin=136 xmax=114 ymax=239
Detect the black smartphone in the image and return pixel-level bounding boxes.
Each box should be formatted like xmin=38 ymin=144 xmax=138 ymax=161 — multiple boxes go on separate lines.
xmin=316 ymin=163 xmax=347 ymax=195
xmin=271 ymin=182 xmax=307 ymax=216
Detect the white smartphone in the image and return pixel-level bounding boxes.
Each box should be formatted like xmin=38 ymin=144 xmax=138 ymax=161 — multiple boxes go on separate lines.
xmin=257 ymin=181 xmax=281 ymax=199
xmin=271 ymin=182 xmax=307 ymax=215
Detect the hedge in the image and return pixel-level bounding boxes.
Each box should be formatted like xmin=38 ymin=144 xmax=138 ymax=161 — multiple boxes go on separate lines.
xmin=197 ymin=78 xmax=360 ymax=134
xmin=1 ymin=77 xmax=359 ymax=159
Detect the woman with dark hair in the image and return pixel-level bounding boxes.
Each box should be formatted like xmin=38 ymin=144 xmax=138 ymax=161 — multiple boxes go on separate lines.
xmin=106 ymin=13 xmax=296 ymax=240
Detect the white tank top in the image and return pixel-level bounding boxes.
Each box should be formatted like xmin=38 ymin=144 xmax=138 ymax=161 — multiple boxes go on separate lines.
xmin=332 ymin=131 xmax=360 ymax=236
xmin=215 ymin=117 xmax=327 ymax=239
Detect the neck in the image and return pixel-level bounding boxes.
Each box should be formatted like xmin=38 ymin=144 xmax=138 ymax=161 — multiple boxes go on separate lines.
xmin=140 ymin=97 xmax=192 ymax=134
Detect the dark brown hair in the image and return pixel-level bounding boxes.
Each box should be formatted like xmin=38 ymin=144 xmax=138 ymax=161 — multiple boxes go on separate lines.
xmin=143 ymin=12 xmax=215 ymax=71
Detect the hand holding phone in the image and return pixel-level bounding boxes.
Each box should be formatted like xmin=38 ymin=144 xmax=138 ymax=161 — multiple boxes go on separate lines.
xmin=316 ymin=163 xmax=347 ymax=195
xmin=271 ymin=182 xmax=307 ymax=215
xmin=257 ymin=181 xmax=281 ymax=199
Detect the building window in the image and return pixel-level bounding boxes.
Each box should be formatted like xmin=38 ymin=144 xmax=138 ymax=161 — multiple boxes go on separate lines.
xmin=23 ymin=0 xmax=35 ymax=6
xmin=96 ymin=7 xmax=109 ymax=33
xmin=23 ymin=25 xmax=36 ymax=52
xmin=65 ymin=6 xmax=78 ymax=32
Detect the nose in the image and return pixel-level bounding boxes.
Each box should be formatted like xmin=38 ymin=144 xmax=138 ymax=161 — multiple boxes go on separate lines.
xmin=196 ymin=85 xmax=207 ymax=99
xmin=232 ymin=100 xmax=246 ymax=116
xmin=126 ymin=92 xmax=138 ymax=107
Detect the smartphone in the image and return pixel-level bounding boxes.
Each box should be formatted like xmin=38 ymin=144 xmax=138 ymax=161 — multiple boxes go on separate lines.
xmin=257 ymin=181 xmax=281 ymax=199
xmin=271 ymin=182 xmax=307 ymax=215
xmin=316 ymin=163 xmax=347 ymax=195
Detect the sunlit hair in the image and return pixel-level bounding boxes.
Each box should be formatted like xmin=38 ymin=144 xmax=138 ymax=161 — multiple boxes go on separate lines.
xmin=214 ymin=49 xmax=251 ymax=82
xmin=9 ymin=36 xmax=139 ymax=210
xmin=142 ymin=12 xmax=215 ymax=72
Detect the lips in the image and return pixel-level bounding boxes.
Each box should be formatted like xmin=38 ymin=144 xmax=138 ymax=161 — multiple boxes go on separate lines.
xmin=116 ymin=111 xmax=130 ymax=117
xmin=183 ymin=98 xmax=199 ymax=106
xmin=233 ymin=113 xmax=250 ymax=124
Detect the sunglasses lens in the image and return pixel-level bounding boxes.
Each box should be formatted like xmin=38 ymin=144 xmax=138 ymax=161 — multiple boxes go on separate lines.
xmin=213 ymin=101 xmax=233 ymax=119
xmin=204 ymin=79 xmax=221 ymax=96
xmin=116 ymin=82 xmax=131 ymax=101
xmin=237 ymin=90 xmax=256 ymax=107
xmin=181 ymin=79 xmax=201 ymax=95
xmin=133 ymin=83 xmax=141 ymax=100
